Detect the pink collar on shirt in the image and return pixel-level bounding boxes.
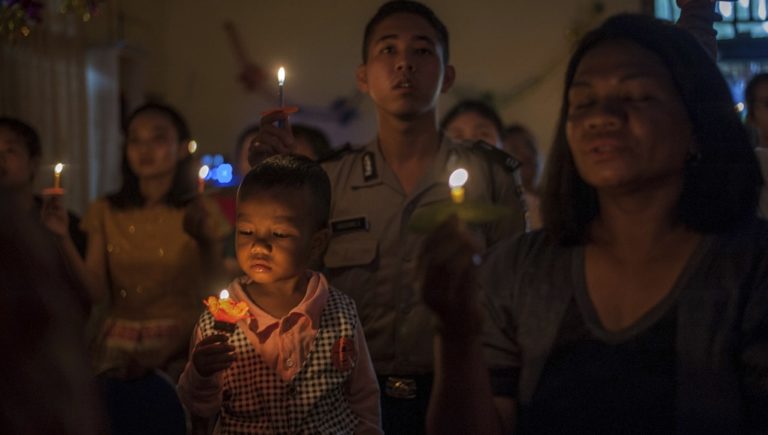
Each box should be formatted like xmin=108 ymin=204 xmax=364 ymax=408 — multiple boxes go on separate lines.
xmin=230 ymin=271 xmax=329 ymax=336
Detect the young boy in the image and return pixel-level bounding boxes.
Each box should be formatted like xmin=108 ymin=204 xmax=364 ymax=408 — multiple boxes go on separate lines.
xmin=178 ymin=155 xmax=382 ymax=434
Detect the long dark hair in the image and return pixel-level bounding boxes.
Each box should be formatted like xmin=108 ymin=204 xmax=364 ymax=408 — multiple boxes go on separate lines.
xmin=108 ymin=103 xmax=196 ymax=209
xmin=540 ymin=14 xmax=761 ymax=244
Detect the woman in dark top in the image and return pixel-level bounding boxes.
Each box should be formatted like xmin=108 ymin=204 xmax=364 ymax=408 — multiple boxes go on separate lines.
xmin=421 ymin=12 xmax=768 ymax=435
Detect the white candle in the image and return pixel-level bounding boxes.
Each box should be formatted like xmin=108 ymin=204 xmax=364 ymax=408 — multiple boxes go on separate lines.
xmin=198 ymin=165 xmax=210 ymax=193
xmin=277 ymin=66 xmax=286 ymax=108
xmin=53 ymin=163 xmax=64 ymax=189
xmin=449 ymin=168 xmax=469 ymax=204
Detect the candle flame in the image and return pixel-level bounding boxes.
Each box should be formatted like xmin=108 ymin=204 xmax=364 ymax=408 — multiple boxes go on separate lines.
xmin=198 ymin=165 xmax=210 ymax=179
xmin=54 ymin=163 xmax=64 ymax=174
xmin=449 ymin=168 xmax=469 ymax=188
xmin=277 ymin=66 xmax=285 ymax=86
xmin=188 ymin=140 xmax=198 ymax=154
xmin=219 ymin=289 xmax=230 ymax=299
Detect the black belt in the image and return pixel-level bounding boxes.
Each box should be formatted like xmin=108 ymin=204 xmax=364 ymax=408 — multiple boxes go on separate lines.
xmin=378 ymin=374 xmax=433 ymax=399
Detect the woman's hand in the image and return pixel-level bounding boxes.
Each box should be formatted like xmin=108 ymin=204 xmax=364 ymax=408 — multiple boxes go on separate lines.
xmin=192 ymin=334 xmax=236 ymax=378
xmin=419 ymin=215 xmax=484 ymax=339
xmin=40 ymin=194 xmax=70 ymax=239
xmin=248 ymin=106 xmax=299 ymax=167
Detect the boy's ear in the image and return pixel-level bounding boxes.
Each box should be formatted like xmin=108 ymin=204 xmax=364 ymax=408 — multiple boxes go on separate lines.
xmin=440 ymin=64 xmax=456 ymax=94
xmin=356 ymin=64 xmax=369 ymax=94
xmin=310 ymin=228 xmax=331 ymax=261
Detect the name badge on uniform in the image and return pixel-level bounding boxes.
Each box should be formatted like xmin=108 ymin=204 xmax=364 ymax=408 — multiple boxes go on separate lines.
xmin=362 ymin=152 xmax=378 ymax=182
xmin=331 ymin=216 xmax=369 ymax=235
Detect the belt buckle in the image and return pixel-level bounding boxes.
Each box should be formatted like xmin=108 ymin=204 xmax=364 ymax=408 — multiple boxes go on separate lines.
xmin=385 ymin=376 xmax=417 ymax=399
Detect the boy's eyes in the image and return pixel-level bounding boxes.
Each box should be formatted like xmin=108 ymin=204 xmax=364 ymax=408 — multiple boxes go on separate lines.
xmin=236 ymin=229 xmax=295 ymax=238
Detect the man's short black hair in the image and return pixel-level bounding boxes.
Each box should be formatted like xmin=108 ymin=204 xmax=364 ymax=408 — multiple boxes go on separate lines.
xmin=362 ymin=0 xmax=449 ymax=65
xmin=238 ymin=154 xmax=331 ymax=230
xmin=0 ymin=117 xmax=41 ymax=159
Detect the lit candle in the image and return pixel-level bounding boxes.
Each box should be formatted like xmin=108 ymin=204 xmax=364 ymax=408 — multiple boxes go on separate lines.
xmin=277 ymin=66 xmax=286 ymax=129
xmin=277 ymin=66 xmax=286 ymax=108
xmin=188 ymin=139 xmax=198 ymax=154
xmin=449 ymin=168 xmax=469 ymax=204
xmin=198 ymin=165 xmax=209 ymax=194
xmin=53 ymin=162 xmax=64 ymax=189
xmin=203 ymin=288 xmax=250 ymax=334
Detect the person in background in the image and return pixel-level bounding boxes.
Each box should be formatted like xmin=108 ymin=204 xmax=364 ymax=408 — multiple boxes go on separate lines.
xmin=178 ymin=155 xmax=381 ymax=434
xmin=422 ymin=12 xmax=767 ymax=434
xmin=254 ymin=2 xmax=527 ymax=433
xmin=0 ymin=117 xmax=87 ymax=258
xmin=441 ymin=99 xmax=505 ymax=149
xmin=0 ymin=189 xmax=104 ymax=435
xmin=746 ymin=73 xmax=768 ymax=216
xmin=293 ymin=123 xmax=333 ymax=161
xmin=51 ymin=102 xmax=230 ymax=380
xmin=503 ymin=124 xmax=543 ymax=229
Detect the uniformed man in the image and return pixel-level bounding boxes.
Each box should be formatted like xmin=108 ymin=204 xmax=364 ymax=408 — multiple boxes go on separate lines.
xmin=253 ymin=1 xmax=526 ymax=433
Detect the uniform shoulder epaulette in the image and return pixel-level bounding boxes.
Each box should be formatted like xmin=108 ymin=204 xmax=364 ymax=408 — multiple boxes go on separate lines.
xmin=470 ymin=140 xmax=521 ymax=173
xmin=319 ymin=143 xmax=362 ymax=163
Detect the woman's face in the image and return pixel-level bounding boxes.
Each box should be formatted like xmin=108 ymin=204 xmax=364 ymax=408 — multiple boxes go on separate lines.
xmin=126 ymin=111 xmax=185 ymax=180
xmin=445 ymin=111 xmax=502 ymax=148
xmin=565 ymin=39 xmax=694 ymax=194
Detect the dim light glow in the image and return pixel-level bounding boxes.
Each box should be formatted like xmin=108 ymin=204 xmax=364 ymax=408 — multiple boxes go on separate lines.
xmin=219 ymin=289 xmax=230 ymax=299
xmin=718 ymin=2 xmax=733 ymax=18
xmin=736 ymin=102 xmax=745 ymax=112
xmin=54 ymin=163 xmax=64 ymax=174
xmin=759 ymin=0 xmax=767 ymax=20
xmin=277 ymin=67 xmax=286 ymax=86
xmin=449 ymin=168 xmax=469 ymax=188
xmin=198 ymin=165 xmax=210 ymax=179
xmin=188 ymin=140 xmax=198 ymax=154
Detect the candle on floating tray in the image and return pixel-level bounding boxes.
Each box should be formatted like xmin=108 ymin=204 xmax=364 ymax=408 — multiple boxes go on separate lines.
xmin=204 ymin=289 xmax=251 ymax=334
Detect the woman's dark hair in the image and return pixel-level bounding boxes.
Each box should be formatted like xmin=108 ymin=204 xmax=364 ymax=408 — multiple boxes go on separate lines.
xmin=540 ymin=14 xmax=761 ymax=244
xmin=108 ymin=103 xmax=196 ymax=209
xmin=0 ymin=117 xmax=41 ymax=159
xmin=238 ymin=154 xmax=331 ymax=230
xmin=746 ymin=72 xmax=768 ymax=121
xmin=440 ymin=99 xmax=505 ymax=142
xmin=363 ymin=0 xmax=449 ymax=65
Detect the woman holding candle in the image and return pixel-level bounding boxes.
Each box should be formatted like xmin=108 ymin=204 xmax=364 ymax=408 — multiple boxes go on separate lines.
xmin=54 ymin=103 xmax=230 ymax=380
xmin=422 ymin=12 xmax=768 ymax=434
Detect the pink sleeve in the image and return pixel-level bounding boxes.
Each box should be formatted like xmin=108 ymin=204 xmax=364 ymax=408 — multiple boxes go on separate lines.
xmin=177 ymin=325 xmax=225 ymax=418
xmin=347 ymin=322 xmax=383 ymax=435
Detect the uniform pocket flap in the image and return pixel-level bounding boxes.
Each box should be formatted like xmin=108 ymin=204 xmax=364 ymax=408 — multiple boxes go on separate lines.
xmin=324 ymin=238 xmax=378 ymax=268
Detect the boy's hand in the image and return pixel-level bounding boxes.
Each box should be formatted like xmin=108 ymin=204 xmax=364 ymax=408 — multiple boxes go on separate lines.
xmin=419 ymin=215 xmax=484 ymax=339
xmin=192 ymin=334 xmax=236 ymax=378
xmin=248 ymin=106 xmax=299 ymax=167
